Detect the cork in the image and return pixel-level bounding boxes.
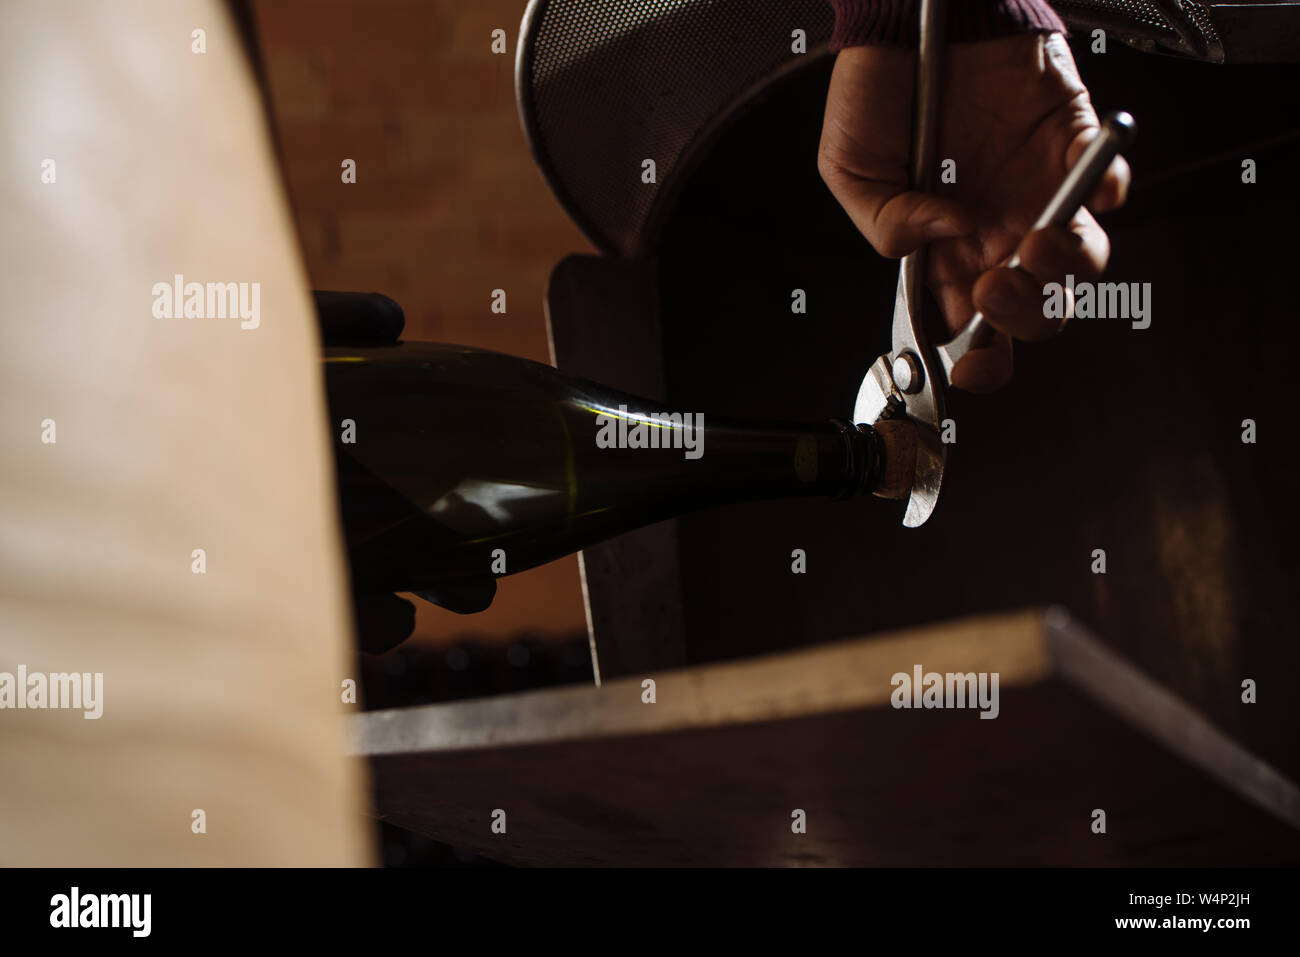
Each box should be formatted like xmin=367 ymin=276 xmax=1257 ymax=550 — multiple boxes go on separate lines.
xmin=871 ymin=419 xmax=917 ymax=500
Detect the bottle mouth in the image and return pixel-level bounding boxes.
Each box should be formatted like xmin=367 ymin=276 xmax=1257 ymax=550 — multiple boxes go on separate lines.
xmin=828 ymin=419 xmax=885 ymax=500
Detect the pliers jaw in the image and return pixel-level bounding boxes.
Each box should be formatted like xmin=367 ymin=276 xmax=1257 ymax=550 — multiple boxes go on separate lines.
xmin=855 ymin=252 xmax=948 ymax=528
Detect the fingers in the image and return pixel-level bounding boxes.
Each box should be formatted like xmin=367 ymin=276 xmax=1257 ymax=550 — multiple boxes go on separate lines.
xmin=962 ymin=123 xmax=1128 ymax=358
xmin=313 ymin=291 xmax=406 ymax=346
xmin=352 ymin=591 xmax=416 ymax=655
xmin=972 ymin=212 xmax=1110 ymax=342
xmin=972 ymin=265 xmax=1052 ymax=342
xmin=1091 ymin=154 xmax=1130 ymax=212
xmin=819 ymin=166 xmax=976 ymax=258
xmin=930 ymin=282 xmax=1013 ymax=393
xmin=949 ymin=332 xmax=1013 ymax=394
xmin=1065 ymin=126 xmax=1132 ymax=213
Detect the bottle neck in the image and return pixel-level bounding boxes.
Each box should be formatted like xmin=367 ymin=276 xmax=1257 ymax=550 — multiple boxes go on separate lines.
xmin=586 ymin=410 xmax=884 ymax=508
xmin=833 ymin=419 xmax=887 ymax=499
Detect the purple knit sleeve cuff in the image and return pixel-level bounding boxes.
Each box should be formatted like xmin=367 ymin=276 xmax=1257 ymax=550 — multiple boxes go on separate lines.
xmin=829 ymin=0 xmax=1067 ymax=51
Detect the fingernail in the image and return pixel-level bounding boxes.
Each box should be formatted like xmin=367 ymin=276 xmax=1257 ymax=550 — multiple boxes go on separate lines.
xmin=922 ymin=219 xmax=964 ymax=240
xmin=1044 ymin=227 xmax=1084 ymax=253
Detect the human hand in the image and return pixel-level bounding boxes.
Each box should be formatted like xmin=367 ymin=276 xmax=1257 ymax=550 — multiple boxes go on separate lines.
xmin=818 ymin=33 xmax=1130 ymax=392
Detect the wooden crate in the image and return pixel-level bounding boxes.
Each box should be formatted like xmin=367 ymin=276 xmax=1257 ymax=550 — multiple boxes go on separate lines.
xmin=352 ymin=608 xmax=1300 ymax=866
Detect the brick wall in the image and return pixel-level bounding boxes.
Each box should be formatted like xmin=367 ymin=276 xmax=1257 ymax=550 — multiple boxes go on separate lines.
xmin=253 ymin=0 xmax=593 ymax=646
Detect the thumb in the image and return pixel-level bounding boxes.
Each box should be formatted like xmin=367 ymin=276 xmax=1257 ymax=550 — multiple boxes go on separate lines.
xmin=822 ymin=173 xmax=975 ymax=258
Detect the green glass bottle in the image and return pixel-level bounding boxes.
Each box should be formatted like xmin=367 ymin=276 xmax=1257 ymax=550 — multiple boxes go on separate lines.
xmin=323 ymin=341 xmax=904 ymax=613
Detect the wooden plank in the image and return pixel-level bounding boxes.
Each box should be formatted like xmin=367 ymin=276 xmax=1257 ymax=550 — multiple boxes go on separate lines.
xmin=351 ymin=608 xmax=1300 ymax=865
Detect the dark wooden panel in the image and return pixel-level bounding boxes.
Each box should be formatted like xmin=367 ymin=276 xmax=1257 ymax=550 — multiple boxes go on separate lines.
xmin=545 ymin=254 xmax=687 ymax=681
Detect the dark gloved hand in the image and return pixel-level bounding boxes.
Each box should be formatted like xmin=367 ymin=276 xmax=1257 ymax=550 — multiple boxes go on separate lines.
xmin=314 ymin=290 xmax=496 ymax=654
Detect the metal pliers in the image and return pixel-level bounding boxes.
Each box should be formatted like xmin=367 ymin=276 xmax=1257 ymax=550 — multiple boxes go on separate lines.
xmin=853 ymin=0 xmax=1136 ymax=526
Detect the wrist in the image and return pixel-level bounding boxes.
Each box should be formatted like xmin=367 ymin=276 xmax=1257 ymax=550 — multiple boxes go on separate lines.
xmin=829 ymin=0 xmax=1066 ymax=52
